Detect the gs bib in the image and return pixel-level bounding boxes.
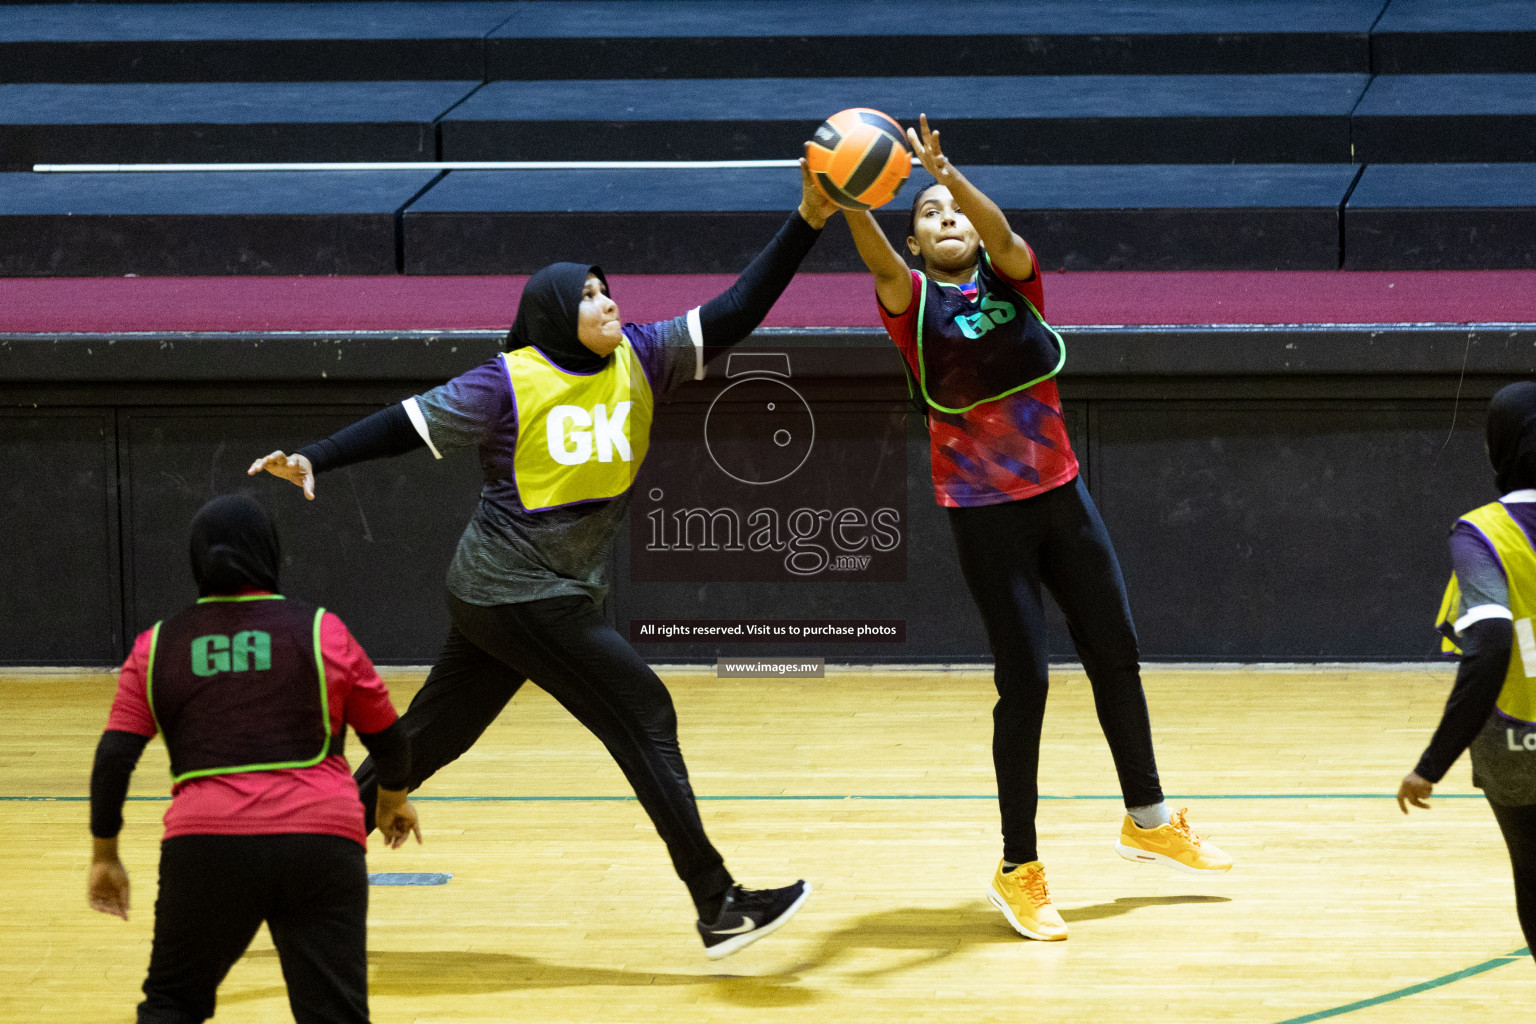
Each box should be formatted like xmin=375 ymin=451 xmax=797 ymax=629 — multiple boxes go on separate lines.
xmin=503 ymin=341 xmax=655 ymax=511
xmin=912 ymin=251 xmax=1067 ymax=415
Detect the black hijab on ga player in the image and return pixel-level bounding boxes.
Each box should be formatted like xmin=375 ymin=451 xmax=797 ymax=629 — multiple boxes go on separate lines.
xmin=188 ymin=494 xmax=281 ymax=597
xmin=504 ymin=262 xmax=611 ymax=374
xmin=1487 ymin=381 xmax=1536 ymax=495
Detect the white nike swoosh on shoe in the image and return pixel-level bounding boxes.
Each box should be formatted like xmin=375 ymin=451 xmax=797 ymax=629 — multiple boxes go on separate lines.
xmin=715 ymin=917 xmax=757 ymax=935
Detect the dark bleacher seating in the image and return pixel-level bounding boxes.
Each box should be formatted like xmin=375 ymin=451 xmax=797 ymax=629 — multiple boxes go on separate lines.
xmin=0 ymin=169 xmax=439 ymax=274
xmin=0 ymin=0 xmax=1532 ymax=273
xmin=1372 ymin=0 xmax=1536 ymax=73
xmin=1352 ymin=75 xmax=1536 ymax=163
xmin=1345 ymin=163 xmax=1536 ymax=269
xmin=441 ymin=75 xmax=1369 ymax=165
xmin=401 ymin=164 xmax=1359 ymax=274
xmin=0 ymin=81 xmax=479 ymax=170
xmin=402 ymin=167 xmax=806 ymax=275
xmin=486 ymin=0 xmax=1384 ymax=79
xmin=0 ymin=1 xmax=516 ymax=83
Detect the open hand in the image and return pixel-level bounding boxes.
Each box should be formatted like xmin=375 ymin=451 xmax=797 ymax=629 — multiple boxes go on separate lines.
xmin=88 ymin=858 xmax=130 ymax=920
xmin=247 ymin=450 xmax=315 ymax=500
xmin=798 ymin=147 xmax=838 ymax=229
xmin=1397 ymin=771 xmax=1433 ymax=814
xmin=906 ymin=113 xmax=954 ymax=183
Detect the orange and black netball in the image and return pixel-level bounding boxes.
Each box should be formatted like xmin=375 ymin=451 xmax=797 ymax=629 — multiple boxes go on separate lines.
xmin=805 ymin=107 xmax=912 ymax=212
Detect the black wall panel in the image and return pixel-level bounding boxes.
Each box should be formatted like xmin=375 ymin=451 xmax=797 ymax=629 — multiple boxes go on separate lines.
xmin=4 ymin=327 xmax=1529 ymax=664
xmin=0 ymin=409 xmax=120 ymax=664
xmin=118 ymin=408 xmax=483 ymax=662
xmin=1091 ymin=401 xmax=1494 ymax=660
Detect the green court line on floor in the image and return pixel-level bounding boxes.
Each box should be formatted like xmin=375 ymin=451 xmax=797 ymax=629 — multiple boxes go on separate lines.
xmin=0 ymin=792 xmax=1490 ymax=803
xmin=1271 ymin=947 xmax=1530 ymax=1024
xmin=8 ymin=780 xmax=1521 ymax=1019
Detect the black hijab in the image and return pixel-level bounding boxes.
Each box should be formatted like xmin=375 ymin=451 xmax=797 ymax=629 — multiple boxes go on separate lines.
xmin=1488 ymin=382 xmax=1536 ymax=495
xmin=189 ymin=494 xmax=281 ymax=597
xmin=504 ymin=262 xmax=611 ymax=373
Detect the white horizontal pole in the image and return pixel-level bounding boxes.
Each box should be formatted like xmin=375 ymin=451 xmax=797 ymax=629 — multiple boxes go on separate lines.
xmin=31 ymin=159 xmax=817 ymax=173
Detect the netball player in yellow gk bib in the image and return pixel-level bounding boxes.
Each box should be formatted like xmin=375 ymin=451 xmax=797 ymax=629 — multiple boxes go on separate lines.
xmin=251 ymin=158 xmax=837 ymax=960
xmin=500 ymin=336 xmax=654 ymax=511
xmin=1401 ymin=382 xmax=1536 ymax=963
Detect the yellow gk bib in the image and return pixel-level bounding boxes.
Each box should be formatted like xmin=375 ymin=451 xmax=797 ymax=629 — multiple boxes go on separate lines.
xmin=1437 ymin=500 xmax=1536 ymax=722
xmin=502 ymin=342 xmax=655 ymax=511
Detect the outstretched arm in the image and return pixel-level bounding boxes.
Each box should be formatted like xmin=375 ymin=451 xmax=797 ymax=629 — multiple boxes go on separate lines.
xmin=695 ymin=152 xmax=837 ymax=353
xmin=248 ymin=402 xmax=426 ymax=500
xmin=845 ymin=210 xmax=913 ymax=316
xmin=908 ymin=113 xmax=1035 ymax=283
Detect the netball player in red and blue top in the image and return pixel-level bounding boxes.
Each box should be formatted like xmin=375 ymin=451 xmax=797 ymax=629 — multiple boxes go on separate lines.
xmin=843 ymin=116 xmax=1233 ymax=941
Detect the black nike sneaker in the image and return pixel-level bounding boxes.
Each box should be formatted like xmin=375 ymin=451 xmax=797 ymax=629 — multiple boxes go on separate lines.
xmin=697 ymin=880 xmax=812 ymax=959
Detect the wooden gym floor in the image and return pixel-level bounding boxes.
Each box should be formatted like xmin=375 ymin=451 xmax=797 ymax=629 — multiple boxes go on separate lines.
xmin=3 ymin=664 xmax=1533 ymax=1023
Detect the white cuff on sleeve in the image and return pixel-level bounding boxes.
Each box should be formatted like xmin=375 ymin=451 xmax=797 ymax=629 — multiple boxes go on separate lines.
xmin=1456 ymin=603 xmax=1513 ymax=634
xmin=402 ymin=397 xmax=442 ymax=460
xmin=687 ymin=306 xmax=705 ymax=381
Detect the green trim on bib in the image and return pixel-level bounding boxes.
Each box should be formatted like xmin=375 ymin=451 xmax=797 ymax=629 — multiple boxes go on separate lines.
xmin=144 ymin=620 xmax=164 ymax=736
xmin=913 ymin=251 xmax=1067 ymax=415
xmin=154 ymin=607 xmax=334 ymax=784
xmin=195 ymin=594 xmax=285 ymax=604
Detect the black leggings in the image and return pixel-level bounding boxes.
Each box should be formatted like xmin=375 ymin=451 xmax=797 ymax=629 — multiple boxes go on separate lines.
xmin=948 ymin=475 xmax=1164 ymax=864
xmin=1489 ymin=800 xmax=1536 ymax=960
xmin=355 ymin=593 xmax=733 ymax=915
xmin=139 ymin=834 xmax=368 ymax=1024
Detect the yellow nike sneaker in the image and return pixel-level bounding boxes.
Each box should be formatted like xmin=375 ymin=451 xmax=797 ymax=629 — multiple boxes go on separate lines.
xmin=1115 ymin=808 xmax=1233 ymax=873
xmin=988 ymin=860 xmax=1068 ymax=941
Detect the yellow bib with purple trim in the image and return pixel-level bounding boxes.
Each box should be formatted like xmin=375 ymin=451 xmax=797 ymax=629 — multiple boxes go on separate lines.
xmin=1437 ymin=500 xmax=1536 ymax=722
xmin=502 ymin=342 xmax=654 ymax=512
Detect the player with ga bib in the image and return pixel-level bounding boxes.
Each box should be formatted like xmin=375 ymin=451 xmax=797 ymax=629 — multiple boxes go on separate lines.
xmin=87 ymin=495 xmax=418 ymax=1023
xmin=841 ymin=115 xmax=1233 ymax=942
xmin=248 ymin=159 xmax=836 ymax=959
xmin=1400 ymin=382 xmax=1536 ymax=963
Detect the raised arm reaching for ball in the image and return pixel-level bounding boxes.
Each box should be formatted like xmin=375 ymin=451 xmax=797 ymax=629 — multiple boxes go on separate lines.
xmin=837 ymin=112 xmax=1233 ymax=945
xmin=245 ymin=159 xmax=834 ymax=961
